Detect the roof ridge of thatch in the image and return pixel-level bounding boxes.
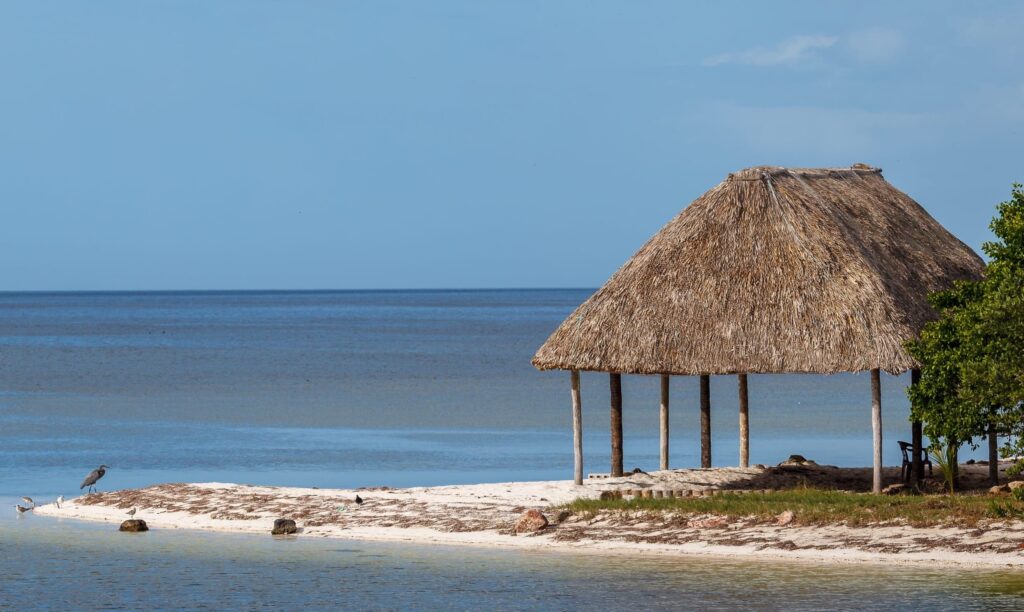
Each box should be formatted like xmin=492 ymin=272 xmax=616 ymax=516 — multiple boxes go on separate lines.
xmin=532 ymin=163 xmax=984 ymax=376
xmin=727 ymin=163 xmax=882 ymax=181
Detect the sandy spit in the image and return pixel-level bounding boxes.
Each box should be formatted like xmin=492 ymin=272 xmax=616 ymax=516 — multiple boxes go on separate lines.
xmin=34 ymin=466 xmax=1024 ymax=568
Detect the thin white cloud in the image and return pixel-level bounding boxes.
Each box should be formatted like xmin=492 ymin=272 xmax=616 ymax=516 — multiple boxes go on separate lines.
xmin=958 ymin=7 xmax=1024 ymax=59
xmin=703 ymin=35 xmax=838 ymax=67
xmin=845 ymin=27 xmax=905 ymax=62
xmin=960 ymin=11 xmax=1020 ymax=44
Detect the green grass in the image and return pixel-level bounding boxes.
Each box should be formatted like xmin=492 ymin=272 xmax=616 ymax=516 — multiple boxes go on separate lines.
xmin=562 ymin=489 xmax=1018 ymax=528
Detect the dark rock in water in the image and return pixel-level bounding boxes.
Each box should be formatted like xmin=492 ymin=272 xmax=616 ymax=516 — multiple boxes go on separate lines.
xmin=119 ymin=519 xmax=149 ymax=532
xmin=514 ymin=510 xmax=548 ymax=535
xmin=271 ymin=518 xmax=298 ymax=535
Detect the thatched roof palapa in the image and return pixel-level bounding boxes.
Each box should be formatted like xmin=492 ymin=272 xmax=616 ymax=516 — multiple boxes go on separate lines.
xmin=533 ymin=164 xmax=984 ymax=376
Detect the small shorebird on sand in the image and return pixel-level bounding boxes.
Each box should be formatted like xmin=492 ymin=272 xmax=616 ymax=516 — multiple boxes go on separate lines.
xmin=21 ymin=497 xmax=35 ymax=508
xmin=14 ymin=504 xmax=30 ymax=514
xmin=355 ymin=495 xmax=363 ymax=505
xmin=56 ymin=496 xmax=64 ymax=509
xmin=127 ymin=508 xmax=137 ymax=519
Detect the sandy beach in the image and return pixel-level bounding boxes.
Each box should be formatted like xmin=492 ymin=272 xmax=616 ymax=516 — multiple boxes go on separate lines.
xmin=35 ymin=463 xmax=1024 ymax=568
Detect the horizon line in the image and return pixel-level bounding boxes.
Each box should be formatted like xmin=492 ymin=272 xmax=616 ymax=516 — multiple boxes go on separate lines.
xmin=0 ymin=287 xmax=599 ymax=296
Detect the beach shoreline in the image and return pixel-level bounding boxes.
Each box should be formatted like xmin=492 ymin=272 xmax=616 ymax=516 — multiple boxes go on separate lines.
xmin=33 ymin=465 xmax=1024 ymax=569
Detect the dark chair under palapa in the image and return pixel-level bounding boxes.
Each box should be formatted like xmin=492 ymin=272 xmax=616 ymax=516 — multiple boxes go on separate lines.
xmin=898 ymin=441 xmax=932 ymax=482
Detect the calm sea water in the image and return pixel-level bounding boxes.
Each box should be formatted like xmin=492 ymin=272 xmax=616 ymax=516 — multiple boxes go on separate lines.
xmin=0 ymin=289 xmax=941 ymax=495
xmin=3 ymin=508 xmax=1023 ymax=611
xmin=1 ymin=290 xmax=1014 ymax=609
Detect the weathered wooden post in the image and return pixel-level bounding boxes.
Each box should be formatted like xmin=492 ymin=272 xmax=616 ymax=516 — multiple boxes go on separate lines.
xmin=660 ymin=374 xmax=670 ymax=471
xmin=571 ymin=370 xmax=583 ymax=485
xmin=610 ymin=373 xmax=623 ymax=477
xmin=989 ymin=427 xmax=999 ymax=486
xmin=910 ymin=369 xmax=923 ymax=489
xmin=700 ymin=374 xmax=711 ymax=468
xmin=738 ymin=373 xmax=749 ymax=468
xmin=871 ymin=368 xmax=882 ymax=494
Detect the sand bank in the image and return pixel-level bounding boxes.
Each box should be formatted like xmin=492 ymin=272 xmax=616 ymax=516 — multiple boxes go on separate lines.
xmin=35 ymin=464 xmax=1024 ymax=568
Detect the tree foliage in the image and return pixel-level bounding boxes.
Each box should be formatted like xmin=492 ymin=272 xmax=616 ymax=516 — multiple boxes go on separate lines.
xmin=907 ymin=185 xmax=1024 ymax=479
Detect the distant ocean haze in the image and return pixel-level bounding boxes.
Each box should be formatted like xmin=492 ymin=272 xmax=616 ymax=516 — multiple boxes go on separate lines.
xmin=0 ymin=290 xmax=950 ymax=496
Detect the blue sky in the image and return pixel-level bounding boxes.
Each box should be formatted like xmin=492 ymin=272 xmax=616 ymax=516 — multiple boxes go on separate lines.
xmin=2 ymin=1 xmax=1021 ymax=290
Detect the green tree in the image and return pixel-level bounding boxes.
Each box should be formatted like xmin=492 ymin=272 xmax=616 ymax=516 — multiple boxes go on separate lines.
xmin=907 ymin=280 xmax=988 ymax=490
xmin=907 ymin=184 xmax=1024 ymax=488
xmin=965 ymin=185 xmax=1024 ymax=464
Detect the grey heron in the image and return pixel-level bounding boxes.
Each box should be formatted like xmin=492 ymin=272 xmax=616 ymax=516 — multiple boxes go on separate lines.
xmin=80 ymin=464 xmax=109 ymax=493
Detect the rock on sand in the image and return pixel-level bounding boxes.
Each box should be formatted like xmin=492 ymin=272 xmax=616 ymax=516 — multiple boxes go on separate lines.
xmin=514 ymin=510 xmax=548 ymax=534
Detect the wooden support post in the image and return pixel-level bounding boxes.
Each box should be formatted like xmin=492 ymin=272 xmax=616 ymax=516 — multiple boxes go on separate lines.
xmin=911 ymin=419 xmax=923 ymax=486
xmin=738 ymin=373 xmax=749 ymax=468
xmin=610 ymin=373 xmax=623 ymax=477
xmin=700 ymin=374 xmax=711 ymax=468
xmin=989 ymin=427 xmax=999 ymax=486
xmin=910 ymin=369 xmax=923 ymax=490
xmin=871 ymin=368 xmax=882 ymax=494
xmin=659 ymin=375 xmax=670 ymax=471
xmin=570 ymin=370 xmax=583 ymax=486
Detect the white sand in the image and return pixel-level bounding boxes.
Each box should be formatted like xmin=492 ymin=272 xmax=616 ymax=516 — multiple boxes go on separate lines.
xmin=34 ymin=466 xmax=1024 ymax=568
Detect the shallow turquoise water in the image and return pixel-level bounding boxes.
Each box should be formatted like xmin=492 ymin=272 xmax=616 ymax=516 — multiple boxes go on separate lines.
xmin=3 ymin=507 xmax=1024 ymax=611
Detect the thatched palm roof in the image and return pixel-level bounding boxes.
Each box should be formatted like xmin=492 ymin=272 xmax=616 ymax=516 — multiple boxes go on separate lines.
xmin=533 ymin=165 xmax=984 ymax=376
